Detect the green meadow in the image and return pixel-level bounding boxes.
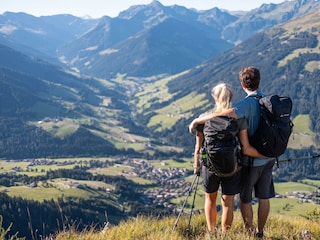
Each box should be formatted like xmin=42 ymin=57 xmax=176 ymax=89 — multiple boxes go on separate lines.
xmin=0 ymin=156 xmax=319 ymax=218
xmin=275 ymin=181 xmax=318 ymax=195
xmin=287 ymin=114 xmax=318 ymax=149
xmin=269 ymin=198 xmax=315 ymax=216
xmin=170 ymin=179 xmax=318 ymax=219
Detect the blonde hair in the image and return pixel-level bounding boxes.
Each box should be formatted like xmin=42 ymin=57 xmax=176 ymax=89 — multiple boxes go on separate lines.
xmin=211 ymin=83 xmax=233 ymax=112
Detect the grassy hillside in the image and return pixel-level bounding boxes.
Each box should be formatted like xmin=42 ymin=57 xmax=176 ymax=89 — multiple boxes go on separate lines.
xmin=5 ymin=211 xmax=318 ymax=239
xmin=287 ymin=114 xmax=318 ymax=150
xmin=52 ymin=211 xmax=320 ymax=240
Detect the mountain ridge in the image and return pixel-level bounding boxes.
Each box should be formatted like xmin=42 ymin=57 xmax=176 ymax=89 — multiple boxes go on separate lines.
xmin=0 ymin=1 xmax=319 ymax=162
xmin=0 ymin=3 xmax=320 ymax=239
xmin=1 ymin=0 xmax=319 ymax=78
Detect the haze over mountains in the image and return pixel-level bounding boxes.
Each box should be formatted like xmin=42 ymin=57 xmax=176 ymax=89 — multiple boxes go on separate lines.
xmin=0 ymin=0 xmax=320 ymax=160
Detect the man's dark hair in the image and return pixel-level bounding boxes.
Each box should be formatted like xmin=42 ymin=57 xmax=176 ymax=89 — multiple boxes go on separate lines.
xmin=239 ymin=66 xmax=260 ymax=91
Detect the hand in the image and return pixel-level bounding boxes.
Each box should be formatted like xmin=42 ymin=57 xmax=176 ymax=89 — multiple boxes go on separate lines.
xmin=194 ymin=166 xmax=200 ymax=176
xmin=193 ymin=161 xmax=201 ymax=175
xmin=189 ymin=119 xmax=198 ymax=135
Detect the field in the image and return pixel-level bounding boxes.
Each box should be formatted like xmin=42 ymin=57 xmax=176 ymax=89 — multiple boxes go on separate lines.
xmin=0 ymin=157 xmax=319 ymax=219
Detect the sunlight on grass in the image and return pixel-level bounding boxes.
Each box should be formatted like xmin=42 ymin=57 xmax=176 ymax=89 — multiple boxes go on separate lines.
xmin=135 ymin=76 xmax=173 ymax=110
xmin=299 ymin=178 xmax=320 ymax=187
xmin=150 ymin=158 xmax=192 ymax=169
xmin=305 ymin=60 xmax=320 ymax=72
xmin=29 ymin=118 xmax=80 ymax=138
xmin=278 ymin=16 xmax=320 ymax=67
xmin=270 ymin=198 xmax=315 ymax=216
xmin=51 ymin=178 xmax=114 ymax=190
xmin=147 ymin=92 xmax=208 ymax=131
xmin=0 ymin=161 xmax=29 ymax=172
xmin=288 ymin=114 xmax=317 ymax=149
xmin=288 ymin=133 xmax=316 ymax=149
xmin=275 ymin=181 xmax=318 ymax=195
xmin=55 ymin=213 xmax=320 ymax=240
xmin=292 ymin=114 xmax=314 ymax=135
xmin=134 ymin=72 xmax=188 ymax=111
xmin=3 ymin=183 xmax=108 ymax=202
xmin=4 ymin=186 xmax=62 ymax=202
xmin=129 ymin=177 xmax=156 ymax=185
xmin=88 ymin=165 xmax=132 ymax=177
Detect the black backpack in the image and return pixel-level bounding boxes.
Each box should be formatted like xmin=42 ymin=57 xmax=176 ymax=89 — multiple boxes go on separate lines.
xmin=249 ymin=95 xmax=293 ymax=164
xmin=202 ymin=116 xmax=241 ymax=177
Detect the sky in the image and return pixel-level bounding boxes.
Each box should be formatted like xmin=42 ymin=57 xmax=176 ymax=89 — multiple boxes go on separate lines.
xmin=0 ymin=0 xmax=286 ymax=18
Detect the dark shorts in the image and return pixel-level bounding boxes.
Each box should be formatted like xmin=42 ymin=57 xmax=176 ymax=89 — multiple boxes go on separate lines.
xmin=240 ymin=159 xmax=276 ymax=203
xmin=201 ymin=165 xmax=241 ymax=195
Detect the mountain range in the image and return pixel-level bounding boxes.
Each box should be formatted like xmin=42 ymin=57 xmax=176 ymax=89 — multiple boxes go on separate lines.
xmin=0 ymin=0 xmax=320 ymax=160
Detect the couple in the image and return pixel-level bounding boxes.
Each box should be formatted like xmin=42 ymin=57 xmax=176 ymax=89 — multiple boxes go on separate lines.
xmin=189 ymin=66 xmax=276 ymax=238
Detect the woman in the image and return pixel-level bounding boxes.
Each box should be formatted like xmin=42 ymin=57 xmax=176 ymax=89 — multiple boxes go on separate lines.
xmin=193 ymin=83 xmax=264 ymax=236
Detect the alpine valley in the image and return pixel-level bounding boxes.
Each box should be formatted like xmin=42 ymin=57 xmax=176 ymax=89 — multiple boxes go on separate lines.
xmin=0 ymin=0 xmax=320 ymax=239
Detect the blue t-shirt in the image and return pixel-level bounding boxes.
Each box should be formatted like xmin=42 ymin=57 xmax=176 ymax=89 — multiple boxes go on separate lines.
xmin=233 ymin=90 xmax=269 ymax=166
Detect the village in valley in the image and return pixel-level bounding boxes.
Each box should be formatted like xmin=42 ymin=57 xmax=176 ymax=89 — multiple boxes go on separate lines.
xmin=2 ymin=157 xmax=320 ymax=210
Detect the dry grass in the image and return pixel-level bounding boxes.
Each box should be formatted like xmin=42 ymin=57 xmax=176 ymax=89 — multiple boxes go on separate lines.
xmin=54 ymin=211 xmax=320 ymax=240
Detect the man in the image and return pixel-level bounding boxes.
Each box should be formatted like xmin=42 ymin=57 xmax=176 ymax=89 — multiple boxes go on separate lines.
xmin=189 ymin=66 xmax=275 ymax=238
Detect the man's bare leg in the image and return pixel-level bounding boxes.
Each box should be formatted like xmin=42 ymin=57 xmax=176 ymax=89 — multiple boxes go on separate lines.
xmin=240 ymin=201 xmax=254 ymax=232
xmin=257 ymin=198 xmax=270 ymax=233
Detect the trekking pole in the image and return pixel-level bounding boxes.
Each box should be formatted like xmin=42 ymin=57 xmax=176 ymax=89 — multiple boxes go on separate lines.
xmin=277 ymin=154 xmax=320 ymax=163
xmin=185 ymin=173 xmax=200 ymax=236
xmin=172 ymin=174 xmax=199 ymax=233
